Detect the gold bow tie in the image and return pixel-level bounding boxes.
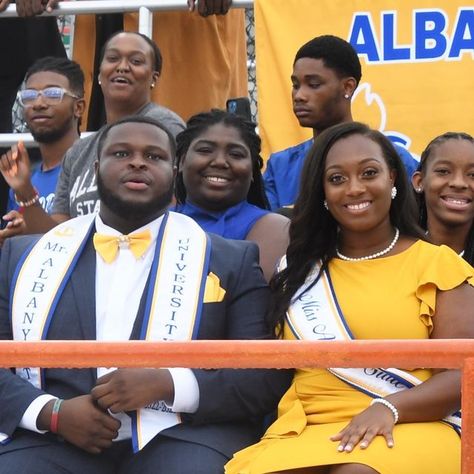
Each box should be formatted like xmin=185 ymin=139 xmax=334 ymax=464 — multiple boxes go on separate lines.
xmin=93 ymin=230 xmax=152 ymax=263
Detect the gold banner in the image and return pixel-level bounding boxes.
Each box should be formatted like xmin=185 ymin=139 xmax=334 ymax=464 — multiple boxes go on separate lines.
xmin=255 ymin=0 xmax=474 ymax=160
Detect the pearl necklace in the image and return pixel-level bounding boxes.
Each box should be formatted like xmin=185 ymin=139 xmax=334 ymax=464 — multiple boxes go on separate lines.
xmin=336 ymin=228 xmax=400 ymax=262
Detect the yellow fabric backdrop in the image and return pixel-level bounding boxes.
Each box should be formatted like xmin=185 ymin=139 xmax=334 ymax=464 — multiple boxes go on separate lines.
xmin=255 ymin=0 xmax=474 ymax=160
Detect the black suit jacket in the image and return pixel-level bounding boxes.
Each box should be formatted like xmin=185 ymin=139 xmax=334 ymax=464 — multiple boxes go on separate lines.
xmin=0 ymin=232 xmax=291 ymax=458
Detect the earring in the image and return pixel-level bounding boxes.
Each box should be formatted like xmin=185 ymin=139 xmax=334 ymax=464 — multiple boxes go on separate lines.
xmin=391 ymin=186 xmax=397 ymax=199
xmin=151 ymin=82 xmax=155 ymax=89
xmin=416 ymin=186 xmax=423 ymax=193
xmin=324 ymin=200 xmax=329 ymax=210
xmin=98 ymin=76 xmax=102 ymax=85
xmin=344 ymin=94 xmax=350 ymax=99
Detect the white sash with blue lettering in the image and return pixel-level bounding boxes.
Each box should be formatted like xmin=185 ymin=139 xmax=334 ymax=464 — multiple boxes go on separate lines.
xmin=130 ymin=211 xmax=210 ymax=452
xmin=281 ymin=256 xmax=461 ymax=433
xmin=1 ymin=214 xmax=96 ymax=444
xmin=3 ymin=212 xmax=211 ymax=449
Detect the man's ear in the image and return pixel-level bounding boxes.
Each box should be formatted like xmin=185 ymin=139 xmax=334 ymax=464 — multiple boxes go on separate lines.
xmin=342 ymin=77 xmax=357 ymax=99
xmin=74 ymin=98 xmax=86 ymax=119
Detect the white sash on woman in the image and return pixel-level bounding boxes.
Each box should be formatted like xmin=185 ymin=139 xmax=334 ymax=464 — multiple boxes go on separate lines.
xmin=281 ymin=256 xmax=461 ymax=434
xmin=3 ymin=212 xmax=211 ymax=449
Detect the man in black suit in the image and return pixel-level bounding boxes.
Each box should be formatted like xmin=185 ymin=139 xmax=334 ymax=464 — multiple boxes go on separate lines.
xmin=0 ymin=115 xmax=291 ymax=473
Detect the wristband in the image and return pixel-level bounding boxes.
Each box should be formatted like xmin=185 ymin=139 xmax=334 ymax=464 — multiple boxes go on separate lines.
xmin=50 ymin=398 xmax=64 ymax=433
xmin=14 ymin=188 xmax=40 ymax=208
xmin=370 ymin=398 xmax=399 ymax=424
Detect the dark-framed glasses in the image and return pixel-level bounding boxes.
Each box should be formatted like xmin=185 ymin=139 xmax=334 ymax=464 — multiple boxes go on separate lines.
xmin=18 ymin=87 xmax=81 ymax=107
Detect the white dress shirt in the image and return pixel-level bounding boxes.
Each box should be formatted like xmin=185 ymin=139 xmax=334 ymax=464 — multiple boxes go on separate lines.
xmin=19 ymin=214 xmax=199 ymax=436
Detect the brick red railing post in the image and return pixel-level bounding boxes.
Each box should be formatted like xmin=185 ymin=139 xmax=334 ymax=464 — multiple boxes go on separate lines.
xmin=462 ymin=357 xmax=474 ymax=474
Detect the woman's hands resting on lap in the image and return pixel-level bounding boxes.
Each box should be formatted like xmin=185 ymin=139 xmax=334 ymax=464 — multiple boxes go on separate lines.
xmin=330 ymin=402 xmax=395 ymax=452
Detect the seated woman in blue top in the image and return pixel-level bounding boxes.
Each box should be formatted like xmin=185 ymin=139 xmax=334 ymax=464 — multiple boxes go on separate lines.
xmin=174 ymin=109 xmax=290 ymax=281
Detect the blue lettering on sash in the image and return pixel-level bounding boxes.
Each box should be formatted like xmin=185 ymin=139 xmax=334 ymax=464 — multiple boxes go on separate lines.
xmin=170 ymin=297 xmax=181 ymax=308
xmin=26 ymin=297 xmax=37 ymax=308
xmin=298 ymin=293 xmax=321 ymax=321
xmin=348 ymin=8 xmax=474 ymax=63
xmin=174 ymin=274 xmax=186 ymax=283
xmin=312 ymin=324 xmax=336 ymax=340
xmin=364 ymin=368 xmax=405 ymax=388
xmin=297 ymin=293 xmax=336 ymax=340
xmin=43 ymin=242 xmax=67 ymax=253
xmin=22 ymin=313 xmax=34 ymax=324
xmin=165 ymin=324 xmax=177 ymax=335
xmin=31 ymin=282 xmax=45 ymax=293
xmin=37 ymin=268 xmax=49 ymax=280
xmin=145 ymin=401 xmax=173 ymax=413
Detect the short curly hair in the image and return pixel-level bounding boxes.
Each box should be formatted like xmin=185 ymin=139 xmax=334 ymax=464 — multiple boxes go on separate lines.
xmin=294 ymin=35 xmax=362 ymax=85
xmin=25 ymin=56 xmax=85 ymax=97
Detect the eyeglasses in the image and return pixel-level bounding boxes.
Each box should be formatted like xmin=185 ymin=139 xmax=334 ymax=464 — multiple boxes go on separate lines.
xmin=18 ymin=87 xmax=81 ymax=107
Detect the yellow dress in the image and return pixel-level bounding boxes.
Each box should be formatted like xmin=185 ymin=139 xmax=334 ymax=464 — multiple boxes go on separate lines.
xmin=226 ymin=241 xmax=473 ymax=474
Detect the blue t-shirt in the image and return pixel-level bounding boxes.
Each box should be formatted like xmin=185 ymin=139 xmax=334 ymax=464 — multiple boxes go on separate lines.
xmin=263 ymin=138 xmax=419 ymax=210
xmin=8 ymin=164 xmax=61 ymax=214
xmin=174 ymin=201 xmax=269 ymax=240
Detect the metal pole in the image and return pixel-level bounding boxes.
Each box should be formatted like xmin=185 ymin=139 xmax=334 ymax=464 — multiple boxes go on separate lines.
xmin=138 ymin=6 xmax=153 ymax=37
xmin=0 ymin=0 xmax=253 ymax=17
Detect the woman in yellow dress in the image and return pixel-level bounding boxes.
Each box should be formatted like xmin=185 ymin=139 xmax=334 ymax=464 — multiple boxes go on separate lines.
xmin=225 ymin=122 xmax=474 ymax=474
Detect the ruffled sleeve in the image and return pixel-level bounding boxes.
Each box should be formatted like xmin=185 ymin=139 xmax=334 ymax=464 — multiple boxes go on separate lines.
xmin=416 ymin=244 xmax=474 ymax=331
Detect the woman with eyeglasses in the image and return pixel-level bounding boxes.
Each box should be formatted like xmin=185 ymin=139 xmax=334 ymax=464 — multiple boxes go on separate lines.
xmin=412 ymin=132 xmax=474 ymax=265
xmin=0 ymin=31 xmax=185 ymax=236
xmin=226 ymin=122 xmax=474 ymax=474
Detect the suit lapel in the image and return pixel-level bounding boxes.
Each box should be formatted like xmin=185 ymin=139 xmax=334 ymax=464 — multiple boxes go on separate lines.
xmin=68 ymin=237 xmax=97 ymax=340
xmin=130 ymin=272 xmax=152 ymax=340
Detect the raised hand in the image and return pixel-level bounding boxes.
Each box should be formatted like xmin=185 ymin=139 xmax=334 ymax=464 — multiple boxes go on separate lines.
xmin=91 ymin=368 xmax=174 ymax=413
xmin=0 ymin=141 xmax=36 ymax=200
xmin=42 ymin=0 xmax=59 ymax=13
xmin=15 ymin=0 xmax=59 ymax=16
xmin=0 ymin=0 xmax=11 ymax=13
xmin=330 ymin=402 xmax=396 ymax=453
xmin=187 ymin=0 xmax=232 ymax=16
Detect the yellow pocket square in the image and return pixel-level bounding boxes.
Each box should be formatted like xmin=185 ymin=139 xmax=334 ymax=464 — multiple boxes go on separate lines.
xmin=203 ymin=272 xmax=226 ymax=303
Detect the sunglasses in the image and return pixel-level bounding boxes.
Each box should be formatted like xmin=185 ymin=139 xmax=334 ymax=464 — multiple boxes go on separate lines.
xmin=18 ymin=87 xmax=81 ymax=107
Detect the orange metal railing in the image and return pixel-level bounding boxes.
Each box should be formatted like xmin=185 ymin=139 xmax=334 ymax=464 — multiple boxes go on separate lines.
xmin=0 ymin=339 xmax=473 ymax=472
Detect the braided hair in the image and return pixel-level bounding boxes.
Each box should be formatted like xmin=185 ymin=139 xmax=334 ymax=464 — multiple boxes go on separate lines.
xmin=416 ymin=132 xmax=474 ymax=265
xmin=174 ymin=109 xmax=269 ymax=209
